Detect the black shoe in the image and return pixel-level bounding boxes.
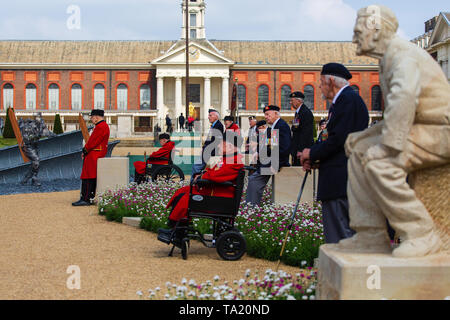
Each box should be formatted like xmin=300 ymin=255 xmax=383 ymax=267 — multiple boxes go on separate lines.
xmin=72 ymin=199 xmax=91 ymax=206
xmin=31 ymin=179 xmax=41 ymax=187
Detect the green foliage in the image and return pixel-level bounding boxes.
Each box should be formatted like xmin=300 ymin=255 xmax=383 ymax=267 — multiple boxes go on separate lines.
xmin=2 ymin=107 xmax=15 ymax=138
xmin=53 ymin=114 xmax=64 ymax=134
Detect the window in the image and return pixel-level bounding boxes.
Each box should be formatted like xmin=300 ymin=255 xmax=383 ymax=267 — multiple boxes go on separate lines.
xmin=190 ymin=13 xmax=197 ymax=27
xmin=94 ymin=84 xmax=105 ymax=110
xmin=190 ymin=29 xmax=197 ymax=39
xmin=280 ymin=85 xmax=291 ymax=110
xmin=48 ymin=83 xmax=59 ymax=110
xmin=351 ymin=85 xmax=360 ymax=95
xmin=25 ymin=83 xmax=37 ymax=110
xmin=71 ymin=84 xmax=82 ymax=110
xmin=371 ymin=85 xmax=382 ymax=111
xmin=189 ymin=84 xmax=201 ymax=103
xmin=140 ymin=84 xmax=151 ymax=110
xmin=237 ymin=84 xmax=246 ymax=110
xmin=117 ymin=84 xmax=128 ymax=110
xmin=304 ymin=85 xmax=315 ymax=111
xmin=3 ymin=83 xmax=14 ymax=109
xmin=258 ymin=85 xmax=269 ymax=110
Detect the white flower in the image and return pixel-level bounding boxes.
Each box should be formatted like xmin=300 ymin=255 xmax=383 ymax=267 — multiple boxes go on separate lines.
xmin=245 ymin=269 xmax=251 ymax=277
xmin=164 ymin=294 xmax=170 ymax=299
xmin=302 ymin=295 xmax=308 ymax=300
xmin=136 ymin=290 xmax=143 ymax=296
xmin=214 ymin=275 xmax=220 ymax=282
xmin=287 ymin=295 xmax=296 ymax=300
xmin=213 ymin=292 xmax=221 ymax=300
xmin=165 ymin=282 xmax=171 ymax=288
xmin=301 ymin=260 xmax=307 ymax=266
xmin=306 ymin=288 xmax=313 ymax=294
xmin=155 ymin=287 xmax=161 ymax=292
xmin=309 ymin=295 xmax=316 ymax=300
xmin=181 ymin=278 xmax=187 ymax=285
xmin=238 ymin=279 xmax=245 ymax=286
xmin=189 ymin=279 xmax=196 ymax=286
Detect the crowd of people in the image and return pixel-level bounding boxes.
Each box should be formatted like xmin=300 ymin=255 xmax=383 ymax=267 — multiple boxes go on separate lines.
xmin=71 ymin=61 xmax=375 ymax=248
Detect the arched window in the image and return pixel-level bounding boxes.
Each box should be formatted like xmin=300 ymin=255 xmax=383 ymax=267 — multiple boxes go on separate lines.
xmin=3 ymin=83 xmax=14 ymax=109
xmin=237 ymin=84 xmax=246 ymax=110
xmin=304 ymin=85 xmax=315 ymax=111
xmin=117 ymin=83 xmax=128 ymax=110
xmin=71 ymin=84 xmax=82 ymax=110
xmin=371 ymin=85 xmax=382 ymax=111
xmin=25 ymin=83 xmax=37 ymax=110
xmin=140 ymin=84 xmax=151 ymax=110
xmin=280 ymin=85 xmax=291 ymax=110
xmin=258 ymin=85 xmax=269 ymax=110
xmin=351 ymin=85 xmax=360 ymax=96
xmin=48 ymin=83 xmax=59 ymax=110
xmin=94 ymin=83 xmax=105 ymax=110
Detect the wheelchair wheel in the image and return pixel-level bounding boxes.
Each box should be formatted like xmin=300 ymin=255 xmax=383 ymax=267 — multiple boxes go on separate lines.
xmin=151 ymin=165 xmax=185 ymax=183
xmin=216 ymin=230 xmax=246 ymax=261
xmin=181 ymin=238 xmax=189 ymax=260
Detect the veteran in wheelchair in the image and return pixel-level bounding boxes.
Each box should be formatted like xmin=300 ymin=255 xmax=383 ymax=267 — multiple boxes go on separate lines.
xmin=133 ymin=133 xmax=184 ymax=183
xmin=157 ymin=131 xmax=247 ymax=260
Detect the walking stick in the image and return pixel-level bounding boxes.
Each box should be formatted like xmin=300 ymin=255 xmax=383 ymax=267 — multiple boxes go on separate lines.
xmin=275 ymin=170 xmax=310 ymax=271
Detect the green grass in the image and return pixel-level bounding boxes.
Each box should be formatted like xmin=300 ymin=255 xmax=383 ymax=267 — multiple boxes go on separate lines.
xmin=0 ymin=137 xmax=17 ymax=148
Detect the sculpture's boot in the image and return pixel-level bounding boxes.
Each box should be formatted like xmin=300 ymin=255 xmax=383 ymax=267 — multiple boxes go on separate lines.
xmin=21 ymin=172 xmax=33 ymax=185
xmin=336 ymin=228 xmax=392 ymax=253
xmin=392 ymin=232 xmax=441 ymax=258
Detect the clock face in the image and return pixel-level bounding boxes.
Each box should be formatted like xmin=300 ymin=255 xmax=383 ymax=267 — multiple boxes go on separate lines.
xmin=189 ymin=48 xmax=200 ymax=61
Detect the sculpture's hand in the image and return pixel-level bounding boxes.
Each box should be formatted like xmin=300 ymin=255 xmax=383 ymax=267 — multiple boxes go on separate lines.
xmin=362 ymin=144 xmax=395 ymax=167
xmin=345 ymin=132 xmax=360 ymax=157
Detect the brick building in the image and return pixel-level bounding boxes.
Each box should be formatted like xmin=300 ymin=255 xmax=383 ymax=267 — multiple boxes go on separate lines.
xmin=0 ymin=0 xmax=382 ymax=137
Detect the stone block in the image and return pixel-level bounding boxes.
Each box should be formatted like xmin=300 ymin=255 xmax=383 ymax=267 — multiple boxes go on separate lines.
xmin=122 ymin=217 xmax=142 ymax=228
xmin=409 ymin=163 xmax=450 ymax=251
xmin=317 ymin=244 xmax=450 ymax=300
xmin=96 ymin=157 xmax=129 ymax=196
xmin=273 ymin=167 xmax=316 ymax=205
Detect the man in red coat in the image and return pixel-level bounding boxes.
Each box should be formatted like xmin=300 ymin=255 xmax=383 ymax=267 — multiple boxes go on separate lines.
xmin=165 ymin=132 xmax=244 ymax=227
xmin=224 ymin=115 xmax=241 ymax=135
xmin=133 ymin=133 xmax=175 ymax=184
xmin=72 ymin=109 xmax=110 ymax=206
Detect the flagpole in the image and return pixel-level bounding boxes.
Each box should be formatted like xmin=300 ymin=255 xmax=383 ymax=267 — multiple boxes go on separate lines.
xmin=234 ymin=78 xmax=239 ymax=127
xmin=185 ymin=0 xmax=190 ymax=120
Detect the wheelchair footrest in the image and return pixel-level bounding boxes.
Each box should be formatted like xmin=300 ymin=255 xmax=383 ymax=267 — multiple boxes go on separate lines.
xmin=157 ymin=228 xmax=174 ymax=245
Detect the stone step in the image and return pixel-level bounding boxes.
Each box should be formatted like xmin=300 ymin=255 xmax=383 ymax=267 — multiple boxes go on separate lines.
xmin=122 ymin=217 xmax=142 ymax=228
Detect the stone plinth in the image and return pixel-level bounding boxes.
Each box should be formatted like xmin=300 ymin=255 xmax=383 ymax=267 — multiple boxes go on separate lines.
xmin=273 ymin=167 xmax=315 ymax=205
xmin=96 ymin=157 xmax=129 ymax=196
xmin=317 ymin=244 xmax=450 ymax=300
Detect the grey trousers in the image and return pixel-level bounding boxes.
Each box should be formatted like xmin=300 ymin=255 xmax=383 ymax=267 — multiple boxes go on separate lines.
xmin=245 ymin=171 xmax=271 ymax=206
xmin=321 ymin=198 xmax=355 ymax=244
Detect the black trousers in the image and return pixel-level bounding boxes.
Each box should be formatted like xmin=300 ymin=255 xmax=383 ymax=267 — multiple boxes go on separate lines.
xmin=81 ymin=178 xmax=97 ymax=202
xmin=321 ymin=198 xmax=355 ymax=244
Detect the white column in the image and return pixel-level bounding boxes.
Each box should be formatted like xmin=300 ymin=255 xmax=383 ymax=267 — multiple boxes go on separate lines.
xmin=175 ymin=77 xmax=182 ymax=128
xmin=221 ymin=77 xmax=229 ymax=117
xmin=203 ymin=77 xmax=211 ymax=130
xmin=157 ymin=76 xmax=164 ymax=128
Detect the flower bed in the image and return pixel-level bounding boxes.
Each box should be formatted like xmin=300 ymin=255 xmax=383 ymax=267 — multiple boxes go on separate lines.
xmin=98 ymin=181 xmax=324 ymax=267
xmin=138 ymin=268 xmax=317 ymax=300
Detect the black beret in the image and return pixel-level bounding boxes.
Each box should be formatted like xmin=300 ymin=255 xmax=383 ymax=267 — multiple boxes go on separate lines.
xmin=321 ymin=63 xmax=352 ymax=80
xmin=224 ymin=116 xmax=234 ymax=122
xmin=289 ymin=91 xmax=305 ymax=99
xmin=208 ymin=109 xmax=219 ymax=114
xmin=158 ymin=133 xmax=170 ymax=140
xmin=256 ymin=120 xmax=267 ymax=128
xmin=223 ymin=131 xmax=243 ymax=148
xmin=263 ymin=105 xmax=280 ymax=113
xmin=319 ymin=119 xmax=327 ymax=126
xmin=90 ymin=109 xmax=104 ymax=117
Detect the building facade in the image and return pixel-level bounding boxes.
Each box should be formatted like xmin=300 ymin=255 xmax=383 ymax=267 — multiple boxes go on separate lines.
xmin=0 ymin=0 xmax=383 ymax=137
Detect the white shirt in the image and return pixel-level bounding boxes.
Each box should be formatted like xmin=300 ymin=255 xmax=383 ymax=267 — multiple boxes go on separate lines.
xmin=332 ymin=85 xmax=349 ymax=105
xmin=271 ymin=117 xmax=280 ymax=129
xmin=295 ymin=103 xmax=304 ymax=114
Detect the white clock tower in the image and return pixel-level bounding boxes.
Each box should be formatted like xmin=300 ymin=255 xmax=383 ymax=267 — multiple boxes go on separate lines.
xmin=181 ymin=0 xmax=206 ymax=40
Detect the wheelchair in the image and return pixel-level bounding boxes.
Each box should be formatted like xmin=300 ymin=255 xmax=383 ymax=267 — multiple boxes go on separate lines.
xmin=157 ymin=168 xmax=247 ymax=261
xmin=139 ymin=149 xmax=185 ymax=183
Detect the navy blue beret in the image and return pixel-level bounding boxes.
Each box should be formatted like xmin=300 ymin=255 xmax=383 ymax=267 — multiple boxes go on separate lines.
xmin=321 ymin=63 xmax=352 ymax=80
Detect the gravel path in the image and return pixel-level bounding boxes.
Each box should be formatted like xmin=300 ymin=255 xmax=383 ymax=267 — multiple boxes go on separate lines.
xmin=0 ymin=190 xmax=301 ymax=300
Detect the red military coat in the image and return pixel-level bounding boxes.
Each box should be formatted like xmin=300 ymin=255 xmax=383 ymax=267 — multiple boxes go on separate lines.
xmin=81 ymin=120 xmax=110 ymax=179
xmin=226 ymin=123 xmax=241 ymax=135
xmin=133 ymin=141 xmax=175 ymax=175
xmin=167 ymin=153 xmax=244 ymax=222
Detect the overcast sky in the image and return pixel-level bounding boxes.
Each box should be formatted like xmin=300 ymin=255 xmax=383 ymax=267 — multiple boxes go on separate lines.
xmin=0 ymin=0 xmax=448 ymax=41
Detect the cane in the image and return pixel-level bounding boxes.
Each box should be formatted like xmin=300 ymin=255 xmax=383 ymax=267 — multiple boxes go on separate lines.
xmin=275 ymin=170 xmax=310 ymax=271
